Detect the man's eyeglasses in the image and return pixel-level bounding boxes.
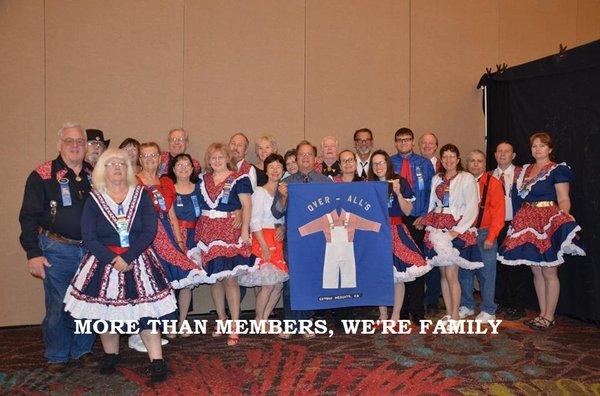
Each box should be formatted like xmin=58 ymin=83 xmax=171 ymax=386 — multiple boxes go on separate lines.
xmin=395 ymin=137 xmax=413 ymax=143
xmin=175 ymin=162 xmax=192 ymax=168
xmin=88 ymin=141 xmax=106 ymax=148
xmin=169 ymin=137 xmax=187 ymax=144
xmin=341 ymin=158 xmax=356 ymax=164
xmin=354 ymin=138 xmax=372 ymax=144
xmin=61 ymin=138 xmax=86 ymax=146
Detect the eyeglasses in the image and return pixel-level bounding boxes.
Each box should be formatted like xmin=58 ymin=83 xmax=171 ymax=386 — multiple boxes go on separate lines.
xmin=140 ymin=153 xmax=160 ymax=159
xmin=372 ymin=161 xmax=387 ymax=167
xmin=175 ymin=162 xmax=192 ymax=168
xmin=395 ymin=137 xmax=413 ymax=143
xmin=298 ymin=153 xmax=314 ymax=158
xmin=169 ymin=137 xmax=187 ymax=144
xmin=61 ymin=138 xmax=86 ymax=146
xmin=88 ymin=141 xmax=106 ymax=148
xmin=210 ymin=156 xmax=226 ymax=161
xmin=341 ymin=158 xmax=356 ymax=164
xmin=354 ymin=138 xmax=372 ymax=144
xmin=105 ymin=161 xmax=126 ymax=168
xmin=123 ymin=146 xmax=137 ymax=152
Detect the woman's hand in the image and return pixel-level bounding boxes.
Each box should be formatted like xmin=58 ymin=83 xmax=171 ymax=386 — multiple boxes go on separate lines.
xmin=278 ymin=183 xmax=288 ymax=199
xmin=240 ymin=230 xmax=251 ymax=245
xmin=448 ymin=230 xmax=460 ymax=240
xmin=391 ymin=179 xmax=401 ymax=196
xmin=112 ymin=256 xmax=130 ymax=272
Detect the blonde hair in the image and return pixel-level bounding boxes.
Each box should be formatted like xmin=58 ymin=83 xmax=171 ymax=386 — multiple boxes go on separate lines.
xmin=204 ymin=143 xmax=234 ymax=172
xmin=255 ymin=135 xmax=278 ymax=156
xmin=92 ymin=148 xmax=137 ymax=194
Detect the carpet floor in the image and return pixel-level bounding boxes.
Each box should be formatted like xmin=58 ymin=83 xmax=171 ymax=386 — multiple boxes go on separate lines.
xmin=1 ymin=310 xmax=599 ymax=395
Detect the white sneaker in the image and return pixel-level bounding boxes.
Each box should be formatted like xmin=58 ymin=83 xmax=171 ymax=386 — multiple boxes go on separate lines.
xmin=128 ymin=334 xmax=169 ymax=352
xmin=475 ymin=311 xmax=496 ymax=322
xmin=458 ymin=306 xmax=474 ymax=319
xmin=438 ymin=315 xmax=451 ymax=326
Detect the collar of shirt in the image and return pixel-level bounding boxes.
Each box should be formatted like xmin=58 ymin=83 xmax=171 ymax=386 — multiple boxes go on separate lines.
xmin=494 ymin=164 xmax=515 ymax=176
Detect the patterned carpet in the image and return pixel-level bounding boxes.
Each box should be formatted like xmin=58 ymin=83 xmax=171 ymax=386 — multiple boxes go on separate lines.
xmin=1 ymin=311 xmax=599 ymax=395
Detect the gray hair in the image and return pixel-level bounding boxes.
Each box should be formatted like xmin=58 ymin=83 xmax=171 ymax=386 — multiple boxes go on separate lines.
xmin=321 ymin=135 xmax=339 ymax=148
xmin=468 ymin=149 xmax=486 ymax=160
xmin=57 ymin=122 xmax=84 ymax=139
xmin=168 ymin=128 xmax=188 ymax=139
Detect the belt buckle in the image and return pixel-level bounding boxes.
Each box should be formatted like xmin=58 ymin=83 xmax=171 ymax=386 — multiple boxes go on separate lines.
xmin=207 ymin=210 xmax=218 ymax=219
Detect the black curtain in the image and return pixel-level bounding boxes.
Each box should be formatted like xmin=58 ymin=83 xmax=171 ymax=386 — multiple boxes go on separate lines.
xmin=478 ymin=40 xmax=600 ymax=323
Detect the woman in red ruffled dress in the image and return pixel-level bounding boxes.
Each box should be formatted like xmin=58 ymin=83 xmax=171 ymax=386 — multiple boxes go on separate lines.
xmin=188 ymin=143 xmax=256 ymax=346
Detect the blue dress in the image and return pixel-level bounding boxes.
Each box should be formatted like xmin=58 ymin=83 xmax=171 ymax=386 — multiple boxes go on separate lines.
xmin=188 ymin=171 xmax=257 ymax=283
xmin=174 ymin=182 xmax=202 ymax=251
xmin=64 ymin=186 xmax=177 ymax=328
xmin=498 ymin=162 xmax=585 ymax=266
xmin=142 ymin=176 xmax=203 ymax=289
xmin=387 ymin=178 xmax=431 ymax=283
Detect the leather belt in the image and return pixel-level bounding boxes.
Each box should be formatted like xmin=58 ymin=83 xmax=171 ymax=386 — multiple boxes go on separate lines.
xmin=41 ymin=229 xmax=83 ymax=245
xmin=526 ymin=201 xmax=556 ymax=208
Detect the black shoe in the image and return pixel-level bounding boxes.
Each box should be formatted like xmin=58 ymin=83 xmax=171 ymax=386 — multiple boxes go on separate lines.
xmin=150 ymin=359 xmax=168 ymax=383
xmin=46 ymin=362 xmax=68 ymax=374
xmin=99 ymin=354 xmax=120 ymax=375
xmin=504 ymin=308 xmax=525 ymax=321
xmin=77 ymin=353 xmax=98 ymax=368
xmin=410 ymin=314 xmax=425 ymax=326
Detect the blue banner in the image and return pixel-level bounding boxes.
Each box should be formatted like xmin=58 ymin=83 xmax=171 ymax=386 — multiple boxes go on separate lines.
xmin=287 ymin=181 xmax=393 ymax=310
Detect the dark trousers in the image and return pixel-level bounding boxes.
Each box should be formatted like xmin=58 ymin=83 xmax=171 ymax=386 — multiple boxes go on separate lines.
xmin=495 ymin=221 xmax=531 ymax=310
xmin=402 ymin=216 xmax=426 ymax=316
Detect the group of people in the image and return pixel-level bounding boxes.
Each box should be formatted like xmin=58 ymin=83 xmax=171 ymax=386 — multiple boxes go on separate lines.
xmin=19 ymin=123 xmax=585 ymax=381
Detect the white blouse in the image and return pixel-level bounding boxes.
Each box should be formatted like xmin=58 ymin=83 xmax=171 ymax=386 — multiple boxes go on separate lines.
xmin=427 ymin=171 xmax=480 ymax=234
xmin=250 ymin=186 xmax=283 ymax=233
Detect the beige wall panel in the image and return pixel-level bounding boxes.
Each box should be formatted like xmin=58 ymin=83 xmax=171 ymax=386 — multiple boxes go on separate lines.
xmin=45 ymin=0 xmax=184 ymax=153
xmin=576 ymin=0 xmax=600 ymax=45
xmin=499 ymin=0 xmax=578 ymax=67
xmin=305 ymin=0 xmax=410 ymax=155
xmin=183 ymin=0 xmax=305 ymax=163
xmin=411 ymin=0 xmax=498 ymax=155
xmin=0 ymin=0 xmax=45 ymax=326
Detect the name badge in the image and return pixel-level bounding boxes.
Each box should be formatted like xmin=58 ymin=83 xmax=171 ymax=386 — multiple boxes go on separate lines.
xmin=221 ymin=182 xmax=232 ymax=205
xmin=387 ymin=193 xmax=394 ymax=208
xmin=59 ymin=178 xmax=72 ymax=207
xmin=191 ymin=195 xmax=201 ymax=217
xmin=442 ymin=187 xmax=450 ymax=207
xmin=154 ymin=191 xmax=167 ymax=211
xmin=176 ymin=195 xmax=183 ymax=207
xmin=116 ymin=215 xmax=130 ymax=248
xmin=415 ymin=166 xmax=424 ymax=191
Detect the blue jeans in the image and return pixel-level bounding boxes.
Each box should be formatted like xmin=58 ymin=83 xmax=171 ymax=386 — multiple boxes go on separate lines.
xmin=39 ymin=234 xmax=96 ymax=363
xmin=458 ymin=228 xmax=498 ymax=315
xmin=282 ymin=280 xmax=314 ymax=328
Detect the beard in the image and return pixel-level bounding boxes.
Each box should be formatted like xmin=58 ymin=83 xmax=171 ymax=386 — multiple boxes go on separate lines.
xmin=356 ymin=146 xmax=371 ymax=155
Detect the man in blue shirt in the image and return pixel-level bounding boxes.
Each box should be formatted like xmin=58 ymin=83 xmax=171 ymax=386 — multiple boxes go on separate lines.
xmin=389 ymin=127 xmax=435 ymax=323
